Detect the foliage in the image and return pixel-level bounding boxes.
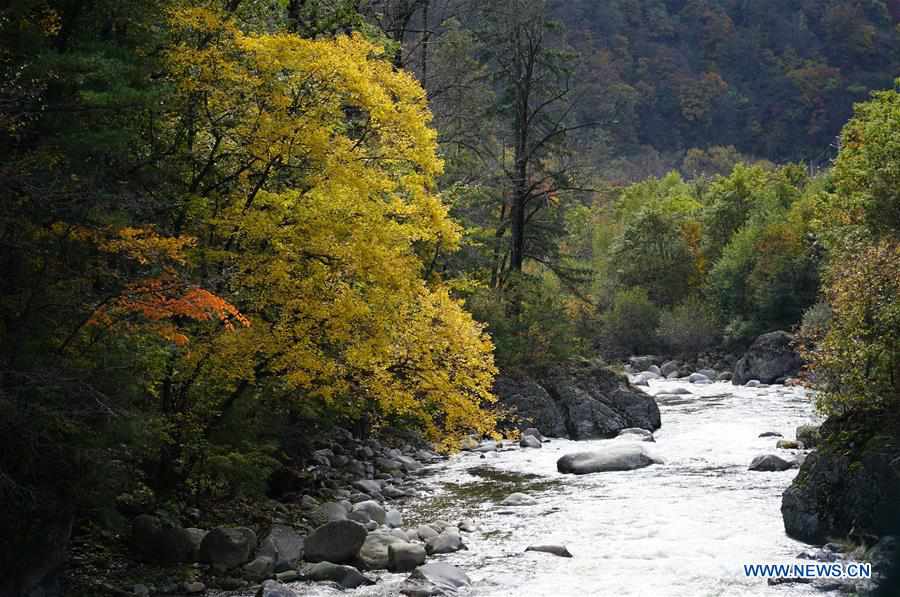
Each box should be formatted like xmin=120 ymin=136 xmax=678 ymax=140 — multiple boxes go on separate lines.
xmin=657 ymin=296 xmax=721 ymax=357
xmin=803 ymin=240 xmax=900 ymax=414
xmin=600 ymin=287 xmax=660 ymax=357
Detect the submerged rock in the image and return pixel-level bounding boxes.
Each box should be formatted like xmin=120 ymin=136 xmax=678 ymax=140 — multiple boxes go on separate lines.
xmin=303 ymin=562 xmax=374 ymax=588
xmin=358 ymin=531 xmax=407 ymax=570
xmin=425 ymin=529 xmax=465 ymax=555
xmin=519 ymin=434 xmax=542 ymax=448
xmin=614 ymin=427 xmax=655 ymax=442
xmin=525 ymin=544 xmax=573 ymax=557
xmin=500 ymin=492 xmax=537 ymax=506
xmin=388 ymin=542 xmax=427 ymax=572
xmin=557 ymin=444 xmax=662 ymax=475
xmin=748 ymin=454 xmax=794 ymax=471
xmin=400 ymin=563 xmax=471 ymax=596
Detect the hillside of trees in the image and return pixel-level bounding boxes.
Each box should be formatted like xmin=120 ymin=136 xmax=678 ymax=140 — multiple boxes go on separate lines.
xmin=2 ymin=1 xmax=900 ymax=595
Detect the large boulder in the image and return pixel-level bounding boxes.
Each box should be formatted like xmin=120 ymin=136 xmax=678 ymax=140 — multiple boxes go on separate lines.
xmin=357 ymin=531 xmax=407 ymax=570
xmin=400 ymin=563 xmax=471 ymax=596
xmin=782 ymin=412 xmax=900 ymax=544
xmin=303 ymin=562 xmax=374 ymax=588
xmin=795 ymin=425 xmax=821 ymax=449
xmin=628 ymin=355 xmax=659 ymax=372
xmin=198 ymin=527 xmax=257 ymax=570
xmin=257 ymin=580 xmax=297 ymax=597
xmin=425 ymin=529 xmax=465 ymax=555
xmin=257 ymin=524 xmax=304 ymax=572
xmin=748 ymin=454 xmax=794 ymax=471
xmin=492 ymin=376 xmax=567 ymax=438
xmin=733 ymin=331 xmax=803 ymax=385
xmin=388 ymin=542 xmax=427 ymax=572
xmin=303 ymin=520 xmax=367 ymax=564
xmin=494 ymin=361 xmax=660 ymax=439
xmin=352 ymin=500 xmax=386 ymax=525
xmin=557 ymin=444 xmax=662 ymax=475
xmin=131 ymin=515 xmax=196 ymax=564
xmin=542 ymin=362 xmax=661 ymax=439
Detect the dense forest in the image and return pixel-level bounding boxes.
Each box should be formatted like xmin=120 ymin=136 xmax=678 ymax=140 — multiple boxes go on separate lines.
xmin=2 ymin=1 xmax=900 ymax=595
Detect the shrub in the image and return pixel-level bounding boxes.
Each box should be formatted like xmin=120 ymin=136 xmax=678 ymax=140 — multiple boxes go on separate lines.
xmin=657 ymin=296 xmax=721 ymax=356
xmin=600 ymin=287 xmax=660 ymax=356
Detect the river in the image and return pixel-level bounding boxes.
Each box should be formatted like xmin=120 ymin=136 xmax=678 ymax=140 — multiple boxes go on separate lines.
xmin=259 ymin=380 xmax=823 ymax=596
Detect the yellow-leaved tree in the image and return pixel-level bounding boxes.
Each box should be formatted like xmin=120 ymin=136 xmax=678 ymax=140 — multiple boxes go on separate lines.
xmin=145 ymin=4 xmax=496 ymax=460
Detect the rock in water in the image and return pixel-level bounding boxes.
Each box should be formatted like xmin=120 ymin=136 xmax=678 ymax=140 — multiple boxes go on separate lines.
xmin=748 ymin=454 xmax=794 ymax=471
xmin=557 ymin=444 xmax=662 ymax=475
xmin=352 ymin=500 xmax=386 ymax=525
xmin=198 ymin=527 xmax=257 ymax=570
xmin=303 ymin=520 xmax=367 ymax=564
xmin=257 ymin=581 xmax=297 ymax=597
xmin=401 ymin=563 xmax=471 ymax=596
xmin=303 ymin=562 xmax=374 ymax=588
xmin=795 ymin=425 xmax=820 ymax=449
xmin=388 ymin=542 xmax=427 ymax=572
xmin=494 ymin=361 xmax=661 ymax=440
xmin=776 ymin=439 xmax=803 ymax=449
xmin=358 ymin=531 xmax=407 ymax=570
xmin=525 ymin=545 xmax=573 ymax=557
xmin=759 ymin=431 xmax=783 ymax=438
xmin=614 ymin=427 xmax=655 ymax=442
xmin=500 ymin=492 xmax=537 ymax=506
xmin=733 ymin=331 xmax=803 ymax=385
xmin=782 ymin=415 xmax=900 ymax=544
xmin=425 ymin=529 xmax=465 ymax=555
xmin=257 ymin=524 xmax=304 ymax=572
xmin=519 ymin=434 xmax=542 ymax=448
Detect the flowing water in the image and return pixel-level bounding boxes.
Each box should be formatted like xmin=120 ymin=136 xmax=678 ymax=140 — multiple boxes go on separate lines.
xmin=266 ymin=380 xmax=824 ymax=597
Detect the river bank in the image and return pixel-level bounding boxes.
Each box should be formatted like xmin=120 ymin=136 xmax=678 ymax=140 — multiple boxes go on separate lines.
xmin=216 ymin=379 xmax=834 ymax=597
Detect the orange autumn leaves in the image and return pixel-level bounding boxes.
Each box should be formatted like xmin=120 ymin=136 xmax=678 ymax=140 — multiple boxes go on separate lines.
xmin=82 ymin=226 xmax=249 ymax=346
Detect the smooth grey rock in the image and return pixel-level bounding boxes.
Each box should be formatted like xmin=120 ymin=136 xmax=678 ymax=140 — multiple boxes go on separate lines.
xmin=385 ymin=509 xmax=403 ymax=528
xmin=257 ymin=580 xmax=297 ymax=597
xmin=358 ymin=531 xmax=407 ymax=570
xmin=749 ymin=454 xmax=794 ymax=471
xmin=425 ymin=529 xmax=465 ymax=555
xmin=388 ymin=542 xmax=427 ymax=572
xmin=519 ymin=435 xmax=542 ymax=448
xmin=198 ymin=527 xmax=257 ymax=570
xmin=500 ymin=492 xmax=536 ymax=506
xmin=257 ymin=524 xmax=304 ymax=572
xmin=717 ymin=371 xmax=733 ymax=381
xmin=417 ymin=525 xmax=439 ymax=541
xmin=777 ymin=439 xmax=803 ymax=449
xmin=303 ymin=520 xmax=367 ymax=564
xmin=614 ymin=427 xmax=655 ymax=442
xmin=660 ymin=360 xmax=680 ymax=377
xmin=401 ymin=563 xmax=471 ymax=596
xmin=308 ymin=501 xmax=350 ymax=527
xmin=628 ymin=356 xmax=658 ymax=372
xmin=352 ymin=500 xmax=386 ymax=525
xmin=733 ymin=331 xmax=802 ymax=385
xmin=458 ymin=518 xmax=477 ymax=532
xmin=557 ymin=444 xmax=662 ymax=475
xmin=759 ymin=431 xmax=783 ymax=438
xmin=688 ymin=372 xmax=711 ymax=383
xmin=525 ymin=544 xmax=573 ymax=557
xmin=353 ymin=479 xmax=383 ymax=495
xmin=243 ymin=555 xmax=275 ymax=580
xmin=304 ymin=562 xmax=374 ymax=588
